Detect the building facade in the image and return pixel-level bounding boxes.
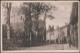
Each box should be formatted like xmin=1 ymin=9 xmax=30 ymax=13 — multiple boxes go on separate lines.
xmin=46 ymin=24 xmax=70 ymax=44
xmin=69 ymin=2 xmax=78 ymax=48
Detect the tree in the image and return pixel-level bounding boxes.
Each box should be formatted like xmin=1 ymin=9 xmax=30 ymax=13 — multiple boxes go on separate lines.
xmin=40 ymin=3 xmax=55 ymax=42
xmin=19 ymin=3 xmax=34 ymax=46
xmin=2 ymin=2 xmax=12 ymax=40
xmin=19 ymin=2 xmax=56 ymax=45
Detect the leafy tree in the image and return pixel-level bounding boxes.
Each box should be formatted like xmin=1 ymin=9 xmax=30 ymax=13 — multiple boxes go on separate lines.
xmin=19 ymin=2 xmax=56 ymax=45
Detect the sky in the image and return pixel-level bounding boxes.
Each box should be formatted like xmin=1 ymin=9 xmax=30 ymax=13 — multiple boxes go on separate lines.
xmin=45 ymin=2 xmax=73 ymax=29
xmin=1 ymin=1 xmax=73 ymax=30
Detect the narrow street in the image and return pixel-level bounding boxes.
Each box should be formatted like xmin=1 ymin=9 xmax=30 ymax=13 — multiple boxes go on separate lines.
xmin=16 ymin=44 xmax=77 ymax=50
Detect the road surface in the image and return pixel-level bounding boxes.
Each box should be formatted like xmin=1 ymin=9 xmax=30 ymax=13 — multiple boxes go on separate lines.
xmin=15 ymin=44 xmax=77 ymax=50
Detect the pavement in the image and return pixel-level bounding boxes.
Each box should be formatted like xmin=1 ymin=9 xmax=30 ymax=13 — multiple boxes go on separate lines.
xmin=64 ymin=44 xmax=77 ymax=50
xmin=16 ymin=44 xmax=77 ymax=50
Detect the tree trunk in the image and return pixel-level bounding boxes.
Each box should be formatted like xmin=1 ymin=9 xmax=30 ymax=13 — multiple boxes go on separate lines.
xmin=6 ymin=3 xmax=11 ymax=40
xmin=49 ymin=32 xmax=51 ymax=45
xmin=44 ymin=12 xmax=47 ymax=43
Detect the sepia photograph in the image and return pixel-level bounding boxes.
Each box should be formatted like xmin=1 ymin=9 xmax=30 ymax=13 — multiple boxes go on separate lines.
xmin=1 ymin=1 xmax=78 ymax=51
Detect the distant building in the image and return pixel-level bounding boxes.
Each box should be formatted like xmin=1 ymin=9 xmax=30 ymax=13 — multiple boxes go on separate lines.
xmin=46 ymin=26 xmax=54 ymax=41
xmin=3 ymin=19 xmax=45 ymax=39
xmin=46 ymin=24 xmax=70 ymax=44
xmin=11 ymin=22 xmax=24 ymax=32
xmin=56 ymin=24 xmax=70 ymax=44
